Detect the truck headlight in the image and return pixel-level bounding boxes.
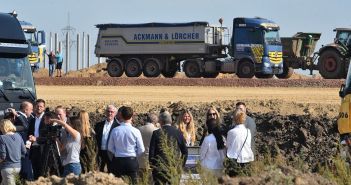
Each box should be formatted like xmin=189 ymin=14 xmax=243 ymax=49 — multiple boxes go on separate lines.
xmin=264 ymin=62 xmax=270 ymax=67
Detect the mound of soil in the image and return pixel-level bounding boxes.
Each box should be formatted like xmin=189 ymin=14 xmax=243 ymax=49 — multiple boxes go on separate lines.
xmin=27 ymin=172 xmax=126 ymax=185
xmin=34 ymin=77 xmax=344 ymax=87
xmin=221 ymin=165 xmax=335 ymax=185
xmin=62 ymin=102 xmax=339 ymax=172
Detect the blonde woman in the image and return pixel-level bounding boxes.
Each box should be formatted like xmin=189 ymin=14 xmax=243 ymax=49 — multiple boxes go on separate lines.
xmin=0 ymin=119 xmax=26 ymax=185
xmin=78 ymin=110 xmax=97 ymax=173
xmin=225 ymin=109 xmax=254 ymax=177
xmin=177 ymin=110 xmax=196 ymax=146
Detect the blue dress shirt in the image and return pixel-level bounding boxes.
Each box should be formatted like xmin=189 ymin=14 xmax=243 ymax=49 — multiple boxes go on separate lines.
xmin=107 ymin=122 xmax=145 ymax=157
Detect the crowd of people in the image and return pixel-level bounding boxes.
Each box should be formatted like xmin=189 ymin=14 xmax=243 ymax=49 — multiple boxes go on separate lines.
xmin=0 ymin=99 xmax=256 ymax=184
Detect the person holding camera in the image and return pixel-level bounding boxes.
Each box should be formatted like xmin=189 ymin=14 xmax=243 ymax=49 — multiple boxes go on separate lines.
xmin=29 ymin=111 xmax=62 ymax=177
xmin=53 ymin=117 xmax=82 ymax=177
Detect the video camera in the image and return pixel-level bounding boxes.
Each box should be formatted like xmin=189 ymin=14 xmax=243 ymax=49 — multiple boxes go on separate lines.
xmin=40 ymin=124 xmax=62 ymax=143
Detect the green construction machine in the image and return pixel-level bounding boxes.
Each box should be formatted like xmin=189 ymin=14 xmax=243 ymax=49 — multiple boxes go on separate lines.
xmin=317 ymin=28 xmax=351 ymax=79
xmin=281 ymin=29 xmax=351 ymax=79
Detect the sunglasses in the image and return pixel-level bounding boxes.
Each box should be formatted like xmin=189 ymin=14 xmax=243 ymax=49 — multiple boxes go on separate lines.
xmin=207 ymin=113 xmax=217 ymax=116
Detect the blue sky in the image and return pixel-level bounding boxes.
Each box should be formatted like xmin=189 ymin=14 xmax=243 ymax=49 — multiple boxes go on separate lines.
xmin=3 ymin=0 xmax=351 ymax=73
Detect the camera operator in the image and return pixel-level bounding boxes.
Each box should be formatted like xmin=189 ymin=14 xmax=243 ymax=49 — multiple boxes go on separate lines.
xmin=53 ymin=116 xmax=82 ymax=177
xmin=28 ymin=111 xmax=61 ymax=177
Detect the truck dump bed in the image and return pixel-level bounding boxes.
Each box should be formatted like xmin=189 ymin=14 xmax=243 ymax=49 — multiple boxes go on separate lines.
xmin=95 ymin=22 xmax=219 ymax=57
xmin=281 ymin=32 xmax=321 ymax=58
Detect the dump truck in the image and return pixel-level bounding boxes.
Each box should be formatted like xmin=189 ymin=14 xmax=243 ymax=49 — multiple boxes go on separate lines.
xmin=20 ymin=20 xmax=46 ymax=72
xmin=95 ymin=17 xmax=283 ymax=78
xmin=280 ymin=32 xmax=321 ymax=78
xmin=0 ymin=12 xmax=37 ymax=117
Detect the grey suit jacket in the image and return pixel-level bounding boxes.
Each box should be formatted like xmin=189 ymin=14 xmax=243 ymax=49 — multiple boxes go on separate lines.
xmin=138 ymin=123 xmax=158 ymax=169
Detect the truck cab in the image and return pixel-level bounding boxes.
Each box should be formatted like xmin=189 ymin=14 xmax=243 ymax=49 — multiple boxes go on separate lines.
xmin=230 ymin=17 xmax=283 ymax=78
xmin=20 ymin=21 xmax=46 ymax=72
xmin=0 ymin=13 xmax=36 ymax=117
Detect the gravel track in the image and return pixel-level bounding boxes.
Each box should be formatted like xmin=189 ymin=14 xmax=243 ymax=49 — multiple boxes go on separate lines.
xmin=34 ymin=77 xmax=344 ymax=87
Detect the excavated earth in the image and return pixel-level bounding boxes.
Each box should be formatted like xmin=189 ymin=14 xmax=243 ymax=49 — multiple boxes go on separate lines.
xmin=63 ymin=102 xmax=338 ymax=172
xmin=34 ymin=77 xmax=344 ymax=87
xmin=30 ymin=65 xmax=343 ymax=184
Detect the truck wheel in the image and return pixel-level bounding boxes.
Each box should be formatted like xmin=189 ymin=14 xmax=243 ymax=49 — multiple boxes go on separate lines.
xmin=125 ymin=58 xmax=142 ymax=77
xmin=203 ymin=72 xmax=219 ymax=78
xmin=143 ymin=58 xmax=161 ymax=77
xmin=276 ymin=66 xmax=294 ymax=79
xmin=318 ymin=50 xmax=344 ymax=79
xmin=107 ymin=59 xmax=124 ymax=77
xmin=255 ymin=73 xmax=273 ymax=79
xmin=237 ymin=60 xmax=254 ymax=78
xmin=162 ymin=70 xmax=177 ymax=78
xmin=184 ymin=60 xmax=201 ymax=78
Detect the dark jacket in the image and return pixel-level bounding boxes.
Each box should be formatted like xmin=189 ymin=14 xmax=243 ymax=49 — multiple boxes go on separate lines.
xmin=48 ymin=53 xmax=57 ymax=65
xmin=149 ymin=125 xmax=188 ymax=168
xmin=28 ymin=114 xmax=45 ymax=138
xmin=14 ymin=112 xmax=33 ymax=142
xmin=94 ymin=118 xmax=119 ymax=151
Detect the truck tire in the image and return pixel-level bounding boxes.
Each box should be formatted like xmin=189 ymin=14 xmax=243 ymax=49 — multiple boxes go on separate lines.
xmin=107 ymin=59 xmax=124 ymax=77
xmin=162 ymin=70 xmax=177 ymax=78
xmin=203 ymin=72 xmax=219 ymax=78
xmin=318 ymin=50 xmax=344 ymax=79
xmin=143 ymin=58 xmax=161 ymax=77
xmin=184 ymin=60 xmax=201 ymax=78
xmin=125 ymin=58 xmax=142 ymax=77
xmin=237 ymin=60 xmax=254 ymax=78
xmin=276 ymin=66 xmax=294 ymax=79
xmin=255 ymin=73 xmax=273 ymax=79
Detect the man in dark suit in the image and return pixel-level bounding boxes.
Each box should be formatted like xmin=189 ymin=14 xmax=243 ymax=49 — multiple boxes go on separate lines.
xmin=149 ymin=111 xmax=188 ymax=185
xmin=9 ymin=101 xmax=34 ymax=181
xmin=94 ymin=105 xmax=120 ymax=172
xmin=28 ymin=99 xmax=46 ymax=180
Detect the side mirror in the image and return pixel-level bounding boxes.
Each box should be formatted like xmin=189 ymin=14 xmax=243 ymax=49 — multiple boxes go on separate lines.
xmin=38 ymin=31 xmax=46 ymax=45
xmin=339 ymin=84 xmax=345 ymax=98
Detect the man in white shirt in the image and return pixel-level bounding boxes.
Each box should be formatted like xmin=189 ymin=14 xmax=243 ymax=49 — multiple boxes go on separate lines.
xmin=94 ymin=105 xmax=119 ymax=172
xmin=108 ymin=106 xmax=145 ymax=184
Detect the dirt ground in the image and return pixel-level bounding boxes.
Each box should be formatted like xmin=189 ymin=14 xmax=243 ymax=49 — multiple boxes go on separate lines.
xmin=37 ymin=86 xmax=340 ymax=117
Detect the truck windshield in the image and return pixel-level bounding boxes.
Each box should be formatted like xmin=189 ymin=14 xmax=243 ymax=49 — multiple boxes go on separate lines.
xmin=0 ymin=57 xmax=35 ymax=93
xmin=24 ymin=32 xmax=38 ymax=46
xmin=264 ymin=30 xmax=281 ymax=45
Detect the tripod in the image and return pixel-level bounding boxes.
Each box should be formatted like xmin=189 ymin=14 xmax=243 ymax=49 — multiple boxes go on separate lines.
xmin=40 ymin=139 xmax=61 ymax=177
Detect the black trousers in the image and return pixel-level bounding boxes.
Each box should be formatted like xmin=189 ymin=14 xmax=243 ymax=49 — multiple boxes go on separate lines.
xmin=98 ymin=150 xmax=112 ymax=173
xmin=30 ymin=146 xmax=42 ymax=180
xmin=112 ymin=157 xmax=139 ymax=184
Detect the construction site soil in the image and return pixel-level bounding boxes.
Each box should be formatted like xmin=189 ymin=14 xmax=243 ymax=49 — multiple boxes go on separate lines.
xmin=34 ymin=77 xmax=344 ymax=87
xmin=30 ymin=65 xmax=343 ymax=184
